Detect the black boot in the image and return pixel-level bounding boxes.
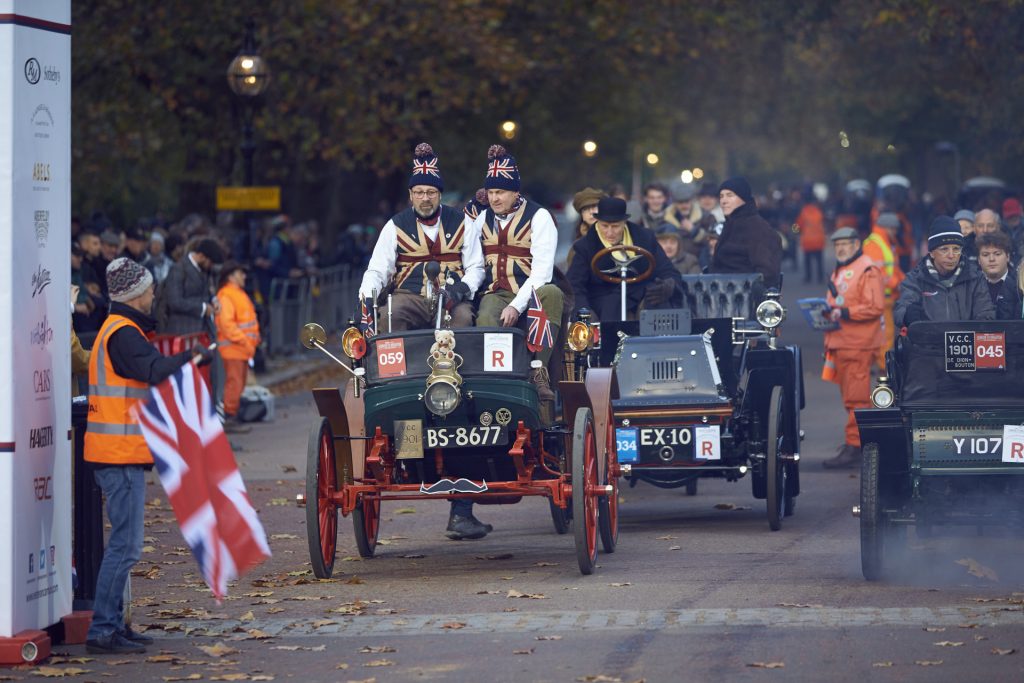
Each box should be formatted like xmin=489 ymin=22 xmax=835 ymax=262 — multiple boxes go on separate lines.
xmin=822 ymin=444 xmax=862 ymax=470
xmin=446 ymin=514 xmax=491 ymax=540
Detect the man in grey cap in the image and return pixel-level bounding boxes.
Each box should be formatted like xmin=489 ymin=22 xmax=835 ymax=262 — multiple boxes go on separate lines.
xmin=954 ymin=209 xmax=977 ymax=263
xmin=668 ymin=182 xmax=707 ymax=258
xmin=821 ymin=227 xmax=885 ymax=469
xmin=954 ymin=209 xmax=976 ymax=234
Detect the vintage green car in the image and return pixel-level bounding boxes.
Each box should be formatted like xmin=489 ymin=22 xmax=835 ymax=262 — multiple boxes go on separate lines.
xmin=300 ymin=321 xmax=618 ymax=576
xmin=856 ymin=320 xmax=1024 ymax=580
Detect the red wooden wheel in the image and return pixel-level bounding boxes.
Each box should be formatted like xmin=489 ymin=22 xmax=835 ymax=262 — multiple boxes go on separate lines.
xmin=572 ymin=407 xmax=599 ymax=574
xmin=306 ymin=417 xmax=338 ymax=578
xmin=598 ymin=408 xmax=618 ymax=553
xmin=353 ymin=493 xmax=381 ymax=558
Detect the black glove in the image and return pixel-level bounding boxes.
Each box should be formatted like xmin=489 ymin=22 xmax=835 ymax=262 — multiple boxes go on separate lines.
xmin=191 ymin=343 xmax=214 ymax=367
xmin=903 ymin=301 xmax=926 ymax=325
xmin=444 ymin=281 xmax=471 ymax=307
xmin=643 ymin=277 xmax=676 ymax=308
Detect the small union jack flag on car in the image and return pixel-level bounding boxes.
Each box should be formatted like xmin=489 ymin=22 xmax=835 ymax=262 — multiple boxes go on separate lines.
xmin=487 ymin=157 xmax=518 ymax=180
xmin=412 ymin=156 xmax=440 ymax=178
xmin=360 ymin=298 xmax=377 ymax=338
xmin=526 ymin=288 xmax=554 ymax=352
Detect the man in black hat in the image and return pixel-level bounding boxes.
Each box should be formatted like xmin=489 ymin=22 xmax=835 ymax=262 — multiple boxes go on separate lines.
xmin=157 ymin=237 xmax=225 ymax=335
xmin=122 ymin=226 xmax=148 ymax=265
xmin=709 ymin=177 xmax=783 ymax=288
xmin=359 ymin=143 xmax=484 ymax=331
xmin=894 ymin=216 xmax=995 ymax=326
xmin=566 ymin=197 xmax=680 ymax=322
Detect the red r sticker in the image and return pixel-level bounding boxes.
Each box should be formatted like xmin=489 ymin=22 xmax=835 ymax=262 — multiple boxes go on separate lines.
xmin=377 ymin=338 xmax=407 ymax=378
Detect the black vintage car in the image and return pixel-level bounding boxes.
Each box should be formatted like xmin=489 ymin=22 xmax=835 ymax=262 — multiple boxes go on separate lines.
xmin=566 ymin=269 xmax=805 ymax=530
xmin=856 ymin=320 xmax=1024 ymax=580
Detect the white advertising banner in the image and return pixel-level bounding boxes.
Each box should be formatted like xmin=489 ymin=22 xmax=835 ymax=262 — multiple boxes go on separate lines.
xmin=0 ymin=0 xmax=72 ymax=637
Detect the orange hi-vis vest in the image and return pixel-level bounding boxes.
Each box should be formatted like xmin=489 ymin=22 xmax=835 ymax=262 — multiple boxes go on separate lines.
xmin=85 ymin=314 xmax=152 ymax=465
xmin=216 ymin=282 xmax=261 ymax=361
xmin=863 ymin=227 xmax=904 ymax=299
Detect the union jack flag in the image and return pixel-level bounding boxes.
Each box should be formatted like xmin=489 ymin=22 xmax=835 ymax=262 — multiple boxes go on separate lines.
xmin=134 ymin=363 xmax=271 ymax=603
xmin=526 ymin=288 xmax=554 ymax=352
xmin=412 ymin=156 xmax=440 ymax=178
xmin=487 ymin=157 xmax=517 ymax=180
xmin=360 ymin=298 xmax=377 ymax=338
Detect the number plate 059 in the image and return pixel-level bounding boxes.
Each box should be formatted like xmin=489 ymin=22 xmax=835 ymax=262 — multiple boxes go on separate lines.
xmin=425 ymin=426 xmax=507 ymax=448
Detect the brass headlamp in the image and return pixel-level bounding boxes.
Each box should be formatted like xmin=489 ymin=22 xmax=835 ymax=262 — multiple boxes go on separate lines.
xmin=425 ymin=330 xmax=463 ymax=416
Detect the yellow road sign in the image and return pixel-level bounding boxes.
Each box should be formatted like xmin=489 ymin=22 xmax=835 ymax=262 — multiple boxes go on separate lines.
xmin=216 ymin=186 xmax=281 ymax=211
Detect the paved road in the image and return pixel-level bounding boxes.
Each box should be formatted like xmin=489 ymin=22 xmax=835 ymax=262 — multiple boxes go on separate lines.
xmin=35 ymin=266 xmax=1024 ymax=682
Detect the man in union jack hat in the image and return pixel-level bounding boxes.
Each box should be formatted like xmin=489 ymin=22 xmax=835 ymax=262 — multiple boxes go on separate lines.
xmin=358 ymin=143 xmax=484 ymax=330
xmin=470 ymin=144 xmax=563 ymax=402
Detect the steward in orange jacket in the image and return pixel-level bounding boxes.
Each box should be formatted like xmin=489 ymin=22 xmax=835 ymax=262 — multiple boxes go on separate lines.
xmin=216 ymin=262 xmax=261 ymax=423
xmin=861 ymin=213 xmax=905 ymax=369
xmin=796 ymin=201 xmax=827 ymax=285
xmin=85 ymin=258 xmax=210 ymax=654
xmin=820 ymin=229 xmax=885 ymax=470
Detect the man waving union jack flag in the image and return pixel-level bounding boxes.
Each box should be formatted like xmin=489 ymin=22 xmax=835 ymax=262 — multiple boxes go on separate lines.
xmin=135 ymin=363 xmax=270 ymax=602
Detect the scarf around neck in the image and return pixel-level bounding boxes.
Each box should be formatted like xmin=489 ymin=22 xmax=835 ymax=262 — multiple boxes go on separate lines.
xmin=925 ymin=256 xmax=963 ymax=288
xmin=493 ymin=195 xmax=525 ymax=222
xmin=597 ymin=224 xmax=634 ymax=262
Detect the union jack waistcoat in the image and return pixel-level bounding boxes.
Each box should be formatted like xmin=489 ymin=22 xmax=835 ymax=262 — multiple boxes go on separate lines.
xmin=393 ymin=206 xmax=466 ymax=296
xmin=481 ymin=200 xmax=542 ymax=294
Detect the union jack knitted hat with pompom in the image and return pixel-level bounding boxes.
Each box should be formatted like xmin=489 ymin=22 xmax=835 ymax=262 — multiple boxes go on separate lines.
xmin=484 ymin=144 xmax=521 ymax=191
xmin=408 ymin=142 xmax=444 ymax=191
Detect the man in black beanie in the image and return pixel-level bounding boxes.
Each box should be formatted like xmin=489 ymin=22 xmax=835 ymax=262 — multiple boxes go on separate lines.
xmin=894 ymin=216 xmax=994 ymax=326
xmin=709 ymin=177 xmax=782 ymax=288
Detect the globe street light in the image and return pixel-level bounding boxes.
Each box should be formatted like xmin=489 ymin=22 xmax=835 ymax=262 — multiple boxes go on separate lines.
xmin=500 ymin=120 xmax=518 ymax=140
xmin=646 ymin=153 xmax=659 ymax=166
xmin=227 ymin=17 xmax=270 ymax=261
xmin=227 ymin=18 xmax=270 ymax=187
xmin=582 ymin=140 xmax=598 ymax=157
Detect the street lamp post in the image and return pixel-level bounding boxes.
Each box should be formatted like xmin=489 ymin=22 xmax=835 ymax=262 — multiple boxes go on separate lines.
xmin=226 ymin=17 xmax=270 ymax=260
xmin=935 ymin=141 xmax=961 ymax=191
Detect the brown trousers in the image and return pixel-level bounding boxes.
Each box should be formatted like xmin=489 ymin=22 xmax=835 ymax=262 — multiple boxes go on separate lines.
xmin=382 ymin=291 xmax=474 ymax=331
xmin=223 ymin=359 xmax=248 ymax=417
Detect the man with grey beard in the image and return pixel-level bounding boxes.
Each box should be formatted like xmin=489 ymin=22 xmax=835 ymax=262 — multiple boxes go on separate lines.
xmin=359 ymin=143 xmax=484 ymax=330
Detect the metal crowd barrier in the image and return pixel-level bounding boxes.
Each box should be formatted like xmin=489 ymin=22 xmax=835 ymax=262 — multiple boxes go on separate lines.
xmin=267 ymin=265 xmax=360 ymax=355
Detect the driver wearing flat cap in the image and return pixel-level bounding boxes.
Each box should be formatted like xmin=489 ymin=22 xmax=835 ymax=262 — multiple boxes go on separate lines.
xmin=894 ymin=216 xmax=995 ymax=326
xmin=566 ymin=197 xmax=681 ymax=322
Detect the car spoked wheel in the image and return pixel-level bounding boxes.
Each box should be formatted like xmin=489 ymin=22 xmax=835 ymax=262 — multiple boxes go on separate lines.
xmin=860 ymin=443 xmax=886 ymax=580
xmin=598 ymin=410 xmax=618 ymax=553
xmin=549 ymin=497 xmax=571 ymax=534
xmin=766 ymin=385 xmax=786 ymax=531
xmin=306 ymin=417 xmax=338 ymax=578
xmin=572 ymin=407 xmax=599 ymax=574
xmin=353 ymin=493 xmax=381 ymax=558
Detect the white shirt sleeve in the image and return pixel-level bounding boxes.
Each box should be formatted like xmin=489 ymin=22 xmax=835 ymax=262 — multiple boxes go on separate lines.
xmin=359 ymin=219 xmax=398 ymax=299
xmin=508 ymin=206 xmax=557 ymax=313
xmin=460 ymin=214 xmax=485 ymax=296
